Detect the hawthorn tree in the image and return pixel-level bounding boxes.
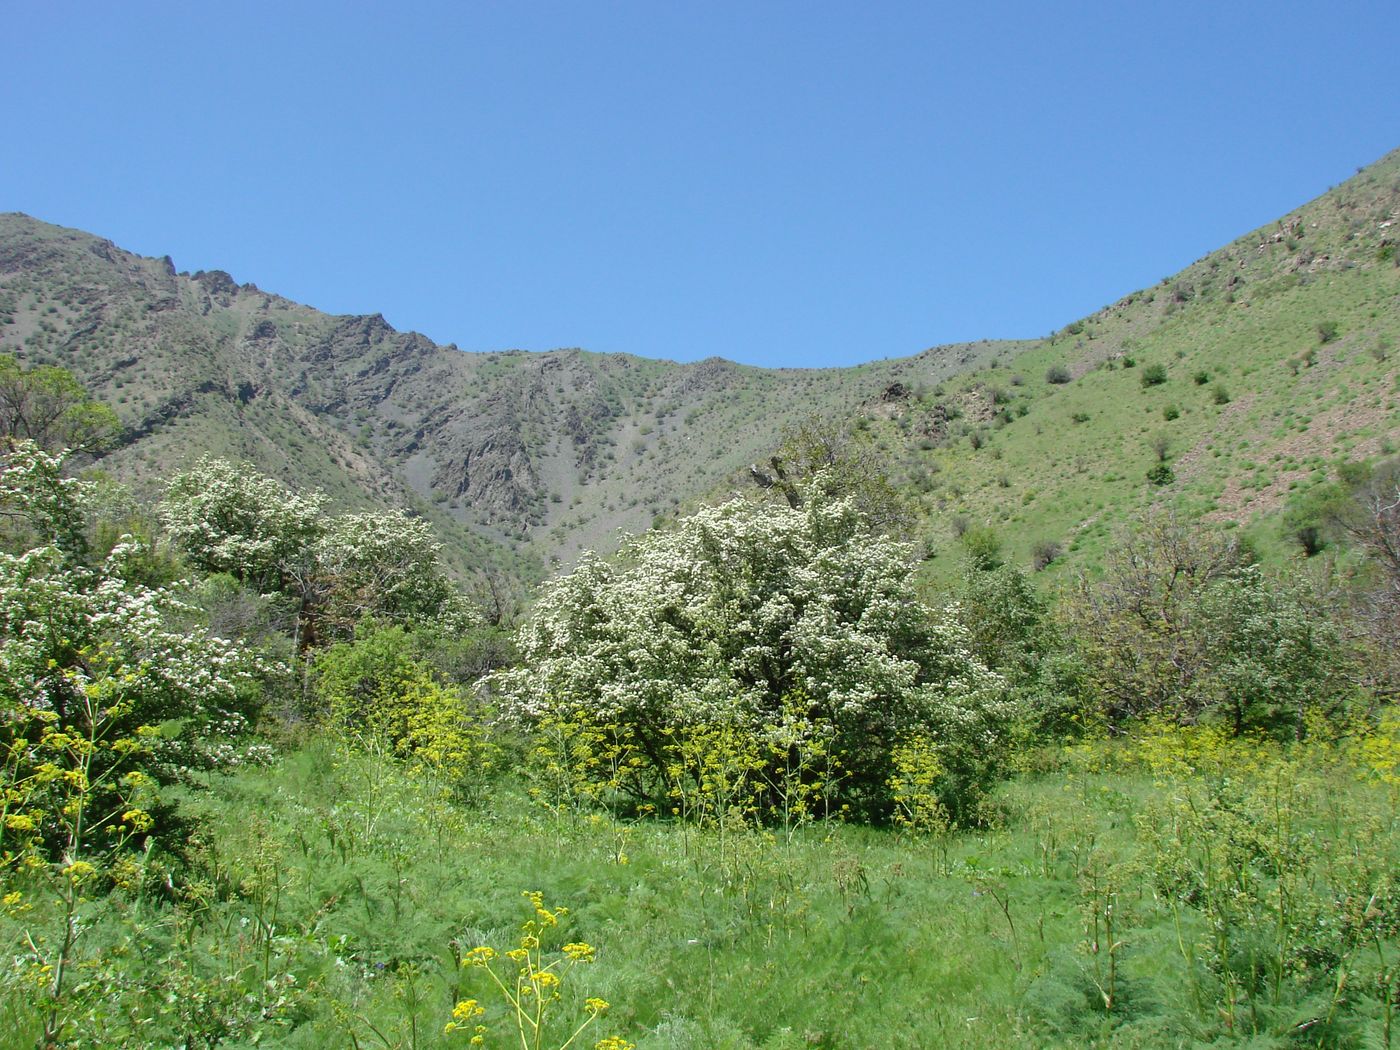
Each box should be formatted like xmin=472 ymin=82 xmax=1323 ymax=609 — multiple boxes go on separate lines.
xmin=2 ymin=442 xmax=272 ymax=865
xmin=495 ymin=488 xmax=1012 ymax=823
xmin=159 ymin=455 xmax=326 ymax=593
xmin=313 ymin=510 xmax=477 ymax=637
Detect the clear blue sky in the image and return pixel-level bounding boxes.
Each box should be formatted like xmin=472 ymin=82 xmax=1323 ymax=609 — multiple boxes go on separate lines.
xmin=5 ymin=2 xmax=1398 ymax=368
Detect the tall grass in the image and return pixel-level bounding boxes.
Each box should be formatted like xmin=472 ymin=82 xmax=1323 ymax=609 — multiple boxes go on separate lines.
xmin=2 ymin=722 xmax=1397 ymax=1048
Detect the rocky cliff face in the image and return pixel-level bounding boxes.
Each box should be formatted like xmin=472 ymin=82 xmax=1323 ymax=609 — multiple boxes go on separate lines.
xmin=0 ymin=212 xmax=1001 ymax=579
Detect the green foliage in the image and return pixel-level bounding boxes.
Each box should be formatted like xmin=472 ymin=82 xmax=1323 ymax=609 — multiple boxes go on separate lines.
xmin=314 ymin=622 xmax=493 ymax=798
xmin=0 ymin=354 xmax=119 ymax=456
xmin=1139 ymin=363 xmax=1167 ymax=387
xmin=1064 ymin=517 xmax=1347 ymax=735
xmin=1030 ymin=538 xmax=1063 ymax=572
xmin=1281 ymin=477 xmax=1351 ymax=556
xmin=761 ymin=416 xmax=911 ymax=536
xmin=1045 ymin=364 xmax=1072 ymax=385
xmin=1144 ymin=462 xmax=1175 ymax=486
xmin=952 ymin=563 xmax=1046 ymax=681
xmin=959 ymin=523 xmax=1003 ymax=570
xmin=6 ymin=722 xmax=1398 ymax=1048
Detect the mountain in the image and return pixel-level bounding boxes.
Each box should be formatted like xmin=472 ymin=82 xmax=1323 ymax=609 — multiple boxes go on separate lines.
xmin=0 ymin=213 xmax=1009 ymax=579
xmin=2 ymin=147 xmax=1397 ymax=586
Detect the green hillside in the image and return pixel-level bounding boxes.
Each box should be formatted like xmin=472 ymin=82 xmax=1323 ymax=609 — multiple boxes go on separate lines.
xmin=843 ymin=148 xmax=1400 ymax=584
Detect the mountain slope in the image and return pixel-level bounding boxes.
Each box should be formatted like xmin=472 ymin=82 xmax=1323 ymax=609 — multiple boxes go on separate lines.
xmin=0 ymin=213 xmax=1009 ymax=578
xmin=3 ymin=148 xmax=1397 ymax=588
xmin=865 ymin=147 xmax=1400 ymax=584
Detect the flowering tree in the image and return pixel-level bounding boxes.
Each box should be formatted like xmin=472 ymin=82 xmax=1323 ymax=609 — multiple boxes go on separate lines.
xmin=162 ymin=458 xmax=475 ymax=642
xmin=159 ymin=455 xmax=327 ymax=593
xmin=313 ymin=510 xmax=478 ymax=637
xmin=2 ymin=444 xmax=272 ymax=865
xmin=496 ymin=488 xmax=1010 ymax=823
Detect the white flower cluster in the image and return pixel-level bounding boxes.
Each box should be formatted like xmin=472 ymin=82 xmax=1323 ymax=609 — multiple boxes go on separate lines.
xmin=496 ymin=491 xmax=1003 ymax=751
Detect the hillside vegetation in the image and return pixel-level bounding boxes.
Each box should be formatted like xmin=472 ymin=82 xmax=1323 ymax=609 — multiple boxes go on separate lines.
xmin=2 ymin=150 xmax=1399 ymax=1049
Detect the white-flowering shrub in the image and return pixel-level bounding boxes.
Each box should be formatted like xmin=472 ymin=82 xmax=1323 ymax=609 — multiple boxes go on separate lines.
xmin=314 ymin=510 xmax=479 ymax=636
xmin=160 ymin=455 xmax=327 ymax=592
xmin=161 ymin=458 xmax=478 ymax=640
xmin=2 ymin=442 xmax=281 ymax=864
xmin=496 ymin=489 xmax=1011 ymax=822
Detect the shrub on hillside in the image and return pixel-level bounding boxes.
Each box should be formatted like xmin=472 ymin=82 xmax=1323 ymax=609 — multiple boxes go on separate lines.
xmin=1140 ymin=363 xmax=1168 ymax=387
xmin=1045 ymin=365 xmax=1071 ymax=385
xmin=1064 ymin=516 xmax=1347 ymax=736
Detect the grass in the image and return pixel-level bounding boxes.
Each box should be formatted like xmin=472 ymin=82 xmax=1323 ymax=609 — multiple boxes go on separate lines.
xmin=3 ymin=723 xmax=1397 ymax=1049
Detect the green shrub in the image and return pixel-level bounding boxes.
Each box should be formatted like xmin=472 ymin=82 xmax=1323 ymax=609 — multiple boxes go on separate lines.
xmin=1140 ymin=363 xmax=1168 ymax=387
xmin=314 ymin=622 xmax=493 ymax=797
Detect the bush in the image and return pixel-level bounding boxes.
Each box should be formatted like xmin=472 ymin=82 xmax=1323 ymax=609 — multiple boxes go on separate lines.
xmin=2 ymin=443 xmax=274 ymax=871
xmin=314 ymin=622 xmax=493 ymax=798
xmin=1193 ymin=370 xmax=1210 ymax=385
xmin=1064 ymin=517 xmax=1347 ymax=735
xmin=495 ymin=490 xmax=1012 ymax=824
xmin=1031 ymin=539 xmax=1064 ymax=572
xmin=1212 ymin=385 xmax=1231 ymax=405
xmin=1145 ymin=463 xmax=1175 ymax=486
xmin=1316 ymin=320 xmax=1340 ymax=344
xmin=1140 ymin=363 xmax=1168 ymax=387
xmin=1045 ymin=365 xmax=1072 ymax=385
xmin=960 ymin=523 xmax=1003 ymax=570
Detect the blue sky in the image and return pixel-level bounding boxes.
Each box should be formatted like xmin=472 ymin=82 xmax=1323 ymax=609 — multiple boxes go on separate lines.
xmin=5 ymin=2 xmax=1398 ymax=368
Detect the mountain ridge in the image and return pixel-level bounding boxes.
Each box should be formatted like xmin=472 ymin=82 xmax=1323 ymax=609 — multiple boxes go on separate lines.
xmin=0 ymin=210 xmax=1011 ymax=579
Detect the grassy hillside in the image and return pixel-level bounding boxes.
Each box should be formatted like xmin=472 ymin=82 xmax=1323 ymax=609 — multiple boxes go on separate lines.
xmin=834 ymin=149 xmax=1400 ymax=586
